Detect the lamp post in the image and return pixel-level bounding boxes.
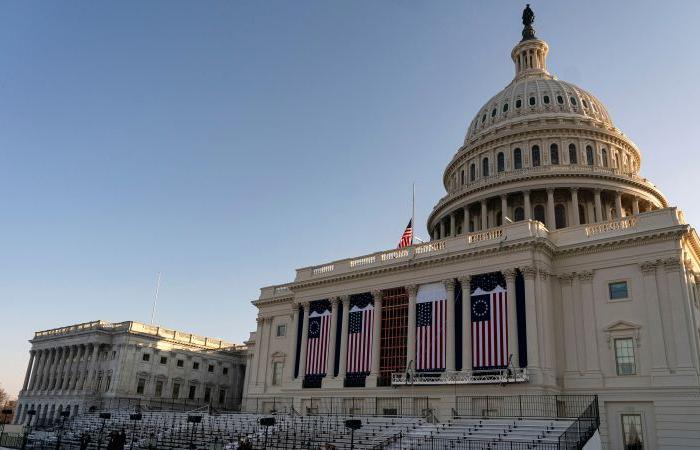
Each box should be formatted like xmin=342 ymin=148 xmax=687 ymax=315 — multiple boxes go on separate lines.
xmin=21 ymin=409 xmax=36 ymax=450
xmin=258 ymin=417 xmax=275 ymax=450
xmin=129 ymin=413 xmax=142 ymax=450
xmin=345 ymin=419 xmax=362 ymax=450
xmin=96 ymin=412 xmax=111 ymax=450
xmin=187 ymin=415 xmax=202 ymax=450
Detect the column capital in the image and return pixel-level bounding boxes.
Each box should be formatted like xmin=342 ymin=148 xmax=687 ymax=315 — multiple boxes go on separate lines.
xmin=443 ymin=279 xmax=456 ymax=291
xmin=255 ymin=316 xmax=264 ymax=324
xmin=301 ymin=301 xmax=311 ymax=310
xmin=578 ymin=271 xmax=594 ymax=282
xmin=557 ymin=272 xmax=575 ymax=283
xmin=640 ymin=260 xmax=659 ymax=274
xmin=522 ymin=189 xmax=531 ymax=195
xmin=520 ymin=266 xmax=537 ymax=279
xmin=330 ymin=296 xmax=340 ymax=307
xmin=663 ymin=256 xmax=682 ymax=272
xmin=570 ymin=187 xmax=579 ymax=192
xmin=539 ymin=270 xmax=550 ymax=281
xmin=546 ymin=188 xmax=554 ymax=194
xmin=338 ymin=294 xmax=350 ymax=305
xmin=405 ymin=284 xmax=418 ymax=297
xmin=371 ymin=290 xmax=383 ymax=302
xmin=500 ymin=193 xmax=508 ymax=200
xmin=502 ymin=269 xmax=517 ymax=282
xmin=457 ymin=275 xmax=471 ymax=286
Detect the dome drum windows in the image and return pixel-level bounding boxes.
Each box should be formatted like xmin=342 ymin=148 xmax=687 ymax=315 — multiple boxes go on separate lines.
xmin=550 ymin=144 xmax=559 ymax=165
xmin=543 ymin=95 xmax=550 ymax=105
xmin=601 ymin=149 xmax=608 ymax=167
xmin=482 ymin=157 xmax=490 ymax=177
xmin=557 ymin=95 xmax=564 ymax=104
xmin=570 ymin=96 xmax=578 ymax=106
xmin=531 ymin=145 xmax=541 ymax=167
xmin=586 ymin=145 xmax=594 ymax=166
xmin=470 ymin=163 xmax=476 ymax=182
xmin=554 ymin=204 xmax=567 ymax=229
xmin=529 ymin=96 xmax=536 ymax=106
xmin=503 ymin=103 xmax=509 ymax=113
xmin=516 ymin=99 xmax=522 ymax=108
xmin=568 ymin=144 xmax=577 ymax=164
xmin=513 ymin=148 xmax=523 ymax=169
xmin=497 ymin=152 xmax=505 ymax=172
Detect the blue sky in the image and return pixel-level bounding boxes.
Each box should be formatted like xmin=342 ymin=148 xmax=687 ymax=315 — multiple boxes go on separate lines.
xmin=2 ymin=1 xmax=699 ymax=397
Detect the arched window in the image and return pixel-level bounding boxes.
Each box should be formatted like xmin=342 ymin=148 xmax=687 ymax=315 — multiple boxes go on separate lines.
xmin=532 ymin=145 xmax=541 ymax=167
xmin=482 ymin=158 xmax=490 ymax=177
xmin=497 ymin=152 xmax=505 ymax=172
xmin=481 ymin=114 xmax=486 ymax=123
xmin=503 ymin=103 xmax=509 ymax=112
xmin=550 ymin=144 xmax=559 ymax=165
xmin=586 ymin=146 xmax=594 ymax=165
xmin=491 ymin=108 xmax=497 ymax=117
xmin=514 ymin=207 xmax=525 ymax=221
xmin=514 ymin=148 xmax=523 ymax=169
xmin=534 ymin=205 xmax=546 ymax=223
xmin=578 ymin=203 xmax=587 ymax=225
xmin=470 ymin=163 xmax=476 ymax=181
xmin=555 ymin=204 xmax=567 ymax=229
xmin=601 ymin=149 xmax=608 ymax=167
xmin=460 ymin=170 xmax=465 ymax=185
xmin=516 ymin=99 xmax=522 ymax=108
xmin=569 ymin=144 xmax=577 ymax=164
xmin=557 ymin=95 xmax=564 ymax=104
xmin=543 ymin=95 xmax=550 ymax=104
xmin=570 ymin=97 xmax=578 ymax=106
xmin=529 ymin=96 xmax=536 ymax=106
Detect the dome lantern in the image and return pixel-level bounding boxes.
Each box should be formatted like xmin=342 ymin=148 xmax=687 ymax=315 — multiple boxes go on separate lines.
xmin=511 ymin=5 xmax=549 ymax=80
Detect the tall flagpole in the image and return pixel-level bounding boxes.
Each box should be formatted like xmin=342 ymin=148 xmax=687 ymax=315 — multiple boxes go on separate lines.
xmin=412 ymin=182 xmax=415 ymax=245
xmin=151 ymin=272 xmax=162 ymax=325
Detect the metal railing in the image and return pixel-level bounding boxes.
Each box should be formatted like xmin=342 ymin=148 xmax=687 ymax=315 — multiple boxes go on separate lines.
xmin=392 ymin=368 xmax=528 ymax=385
xmin=454 ymin=395 xmax=596 ymax=419
xmin=558 ymin=396 xmax=600 ymax=450
xmin=374 ymin=435 xmax=560 ymax=450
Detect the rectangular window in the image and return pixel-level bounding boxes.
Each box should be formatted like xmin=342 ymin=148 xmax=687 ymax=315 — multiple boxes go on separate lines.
xmin=615 ymin=338 xmax=636 ymax=375
xmin=204 ymin=387 xmax=211 ymax=402
xmin=276 ymin=324 xmax=287 ymax=337
xmin=105 ymin=375 xmax=111 ymax=392
xmin=193 ymin=362 xmax=200 ymax=370
xmin=172 ymin=383 xmax=180 ymax=399
xmin=223 ymin=367 xmax=229 ymax=375
xmin=621 ymin=414 xmax=644 ymax=449
xmin=136 ymin=378 xmax=145 ymax=394
xmin=142 ymin=354 xmax=150 ymax=362
xmin=208 ymin=364 xmax=214 ymax=373
xmin=160 ymin=356 xmax=168 ymax=365
xmin=272 ymin=362 xmax=283 ymax=386
xmin=155 ymin=381 xmax=163 ymax=397
xmin=188 ymin=385 xmax=196 ymax=400
xmin=177 ymin=359 xmax=184 ymax=367
xmin=609 ymin=281 xmax=629 ymax=300
xmin=218 ymin=389 xmax=226 ymax=405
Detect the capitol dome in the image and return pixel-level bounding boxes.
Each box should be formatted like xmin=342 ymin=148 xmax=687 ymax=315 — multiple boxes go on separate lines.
xmin=427 ymin=10 xmax=667 ymax=240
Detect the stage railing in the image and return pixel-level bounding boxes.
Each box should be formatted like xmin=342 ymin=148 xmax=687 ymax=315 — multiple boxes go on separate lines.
xmin=454 ymin=394 xmax=597 ymax=419
xmin=373 ymin=435 xmax=560 ymax=450
xmin=392 ymin=368 xmax=528 ymax=385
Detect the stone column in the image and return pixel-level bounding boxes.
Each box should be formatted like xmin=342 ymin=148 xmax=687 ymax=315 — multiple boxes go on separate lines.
xmin=615 ymin=192 xmax=624 ymax=218
xmin=503 ymin=269 xmax=519 ymax=368
xmin=40 ymin=348 xmax=55 ymax=390
xmin=559 ymin=274 xmax=578 ymax=374
xmin=22 ymin=351 xmax=36 ymax=392
xmin=571 ymin=188 xmax=580 ymax=226
xmin=28 ymin=349 xmax=44 ymax=391
xmin=249 ymin=318 xmax=264 ymax=388
xmin=443 ymin=280 xmax=456 ymax=371
xmin=481 ymin=200 xmax=488 ymax=230
xmin=458 ymin=276 xmax=471 ymax=371
xmin=299 ymin=302 xmax=311 ymax=380
xmin=337 ymin=296 xmax=350 ymax=380
xmin=406 ymin=285 xmax=418 ymax=370
xmin=286 ymin=306 xmax=300 ymax=381
xmin=640 ymin=262 xmax=668 ymax=372
xmin=439 ymin=221 xmax=445 ymax=239
xmin=85 ymin=344 xmax=100 ymax=392
xmin=523 ymin=190 xmax=532 ymax=220
xmin=632 ymin=197 xmax=640 ymax=215
xmin=325 ymin=297 xmax=340 ymax=378
xmin=463 ymin=206 xmax=470 ymax=234
xmin=500 ymin=195 xmax=508 ymax=223
xmin=369 ymin=290 xmax=383 ymax=383
xmin=663 ymin=257 xmax=694 ymax=369
xmin=53 ymin=347 xmax=66 ymax=391
xmin=62 ymin=346 xmax=77 ymax=390
xmin=521 ymin=267 xmax=540 ymax=370
xmin=450 ymin=213 xmax=456 ymax=237
xmin=578 ymin=271 xmax=601 ymax=374
xmin=546 ymin=189 xmax=555 ymax=229
xmin=594 ymin=189 xmax=602 ymax=222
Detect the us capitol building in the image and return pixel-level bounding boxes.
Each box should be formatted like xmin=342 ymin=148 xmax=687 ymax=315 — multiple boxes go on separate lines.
xmin=243 ymin=8 xmax=700 ymax=450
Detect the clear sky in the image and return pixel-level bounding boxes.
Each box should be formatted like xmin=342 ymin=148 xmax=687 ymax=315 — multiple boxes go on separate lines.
xmin=2 ymin=0 xmax=699 ymax=398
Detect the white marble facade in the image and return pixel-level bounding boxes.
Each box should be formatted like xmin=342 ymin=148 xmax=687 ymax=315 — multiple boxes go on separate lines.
xmin=14 ymin=320 xmax=246 ymax=425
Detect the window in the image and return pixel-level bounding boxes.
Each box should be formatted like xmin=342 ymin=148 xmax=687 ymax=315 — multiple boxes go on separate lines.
xmin=570 ymin=96 xmax=577 ymax=106
xmin=208 ymin=364 xmax=214 ymax=373
xmin=543 ymin=95 xmax=550 ymax=104
xmin=172 ymin=383 xmax=181 ymax=399
xmin=557 ymin=95 xmax=564 ymax=104
xmin=609 ymin=281 xmax=629 ymax=300
xmin=470 ymin=163 xmax=476 ymax=182
xmin=586 ymin=145 xmax=594 ymax=165
xmin=550 ymin=144 xmax=559 ymax=165
xmin=513 ymin=148 xmax=522 ymax=169
xmin=582 ymin=99 xmax=589 ymax=109
xmin=531 ymin=145 xmax=541 ymax=167
xmin=534 ymin=205 xmax=546 ymax=223
xmin=621 ymin=414 xmax=644 ymax=449
xmin=155 ymin=381 xmax=163 ymax=398
xmin=555 ymin=204 xmax=566 ymax=229
xmin=482 ymin=158 xmax=489 ymax=177
xmin=272 ymin=362 xmax=284 ymax=386
xmin=218 ymin=389 xmax=226 ymax=405
xmin=502 ymin=103 xmax=509 ymax=112
xmin=193 ymin=362 xmax=200 ymax=370
xmin=497 ymin=152 xmax=505 ymax=172
xmin=188 ymin=385 xmax=196 ymax=400
xmin=137 ymin=378 xmax=146 ymax=395
xmin=204 ymin=387 xmax=211 ymax=402
xmin=160 ymin=356 xmax=167 ymax=365
xmin=529 ymin=96 xmax=536 ymax=106
xmin=276 ymin=324 xmax=287 ymax=337
xmin=481 ymin=114 xmax=486 ymax=123
xmin=142 ymin=354 xmax=150 ymax=362
xmin=460 ymin=170 xmax=465 ymax=185
xmin=177 ymin=359 xmax=184 ymax=368
xmin=105 ymin=375 xmax=111 ymax=392
xmin=515 ymin=99 xmax=522 ymax=108
xmin=568 ymin=144 xmax=577 ymax=164
xmin=615 ymin=338 xmax=636 ymax=375
xmin=602 ymin=149 xmax=608 ymax=167
xmin=578 ymin=204 xmax=587 ymax=225
xmin=223 ymin=367 xmax=229 ymax=375
xmin=491 ymin=108 xmax=496 ymax=117
xmin=514 ymin=207 xmax=524 ymax=222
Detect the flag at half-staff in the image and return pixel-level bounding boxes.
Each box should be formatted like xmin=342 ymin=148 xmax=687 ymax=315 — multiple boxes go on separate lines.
xmin=397 ymin=219 xmax=413 ymax=248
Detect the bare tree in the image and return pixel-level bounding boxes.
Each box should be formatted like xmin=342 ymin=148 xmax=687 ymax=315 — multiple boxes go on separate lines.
xmin=0 ymin=384 xmax=8 ymax=407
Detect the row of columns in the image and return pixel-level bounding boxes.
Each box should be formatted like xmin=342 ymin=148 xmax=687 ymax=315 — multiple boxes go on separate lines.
xmin=290 ymin=269 xmax=529 ymax=384
xmin=22 ymin=344 xmax=102 ymax=395
xmin=434 ymin=187 xmax=647 ymax=239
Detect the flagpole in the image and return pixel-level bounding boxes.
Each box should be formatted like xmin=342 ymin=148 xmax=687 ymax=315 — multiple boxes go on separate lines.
xmin=412 ymin=182 xmax=415 ymax=245
xmin=151 ymin=272 xmax=161 ymax=325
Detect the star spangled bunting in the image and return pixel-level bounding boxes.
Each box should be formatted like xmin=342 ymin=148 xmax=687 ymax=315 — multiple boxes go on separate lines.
xmin=397 ymin=219 xmax=413 ymax=248
xmin=471 ymin=273 xmax=508 ymax=369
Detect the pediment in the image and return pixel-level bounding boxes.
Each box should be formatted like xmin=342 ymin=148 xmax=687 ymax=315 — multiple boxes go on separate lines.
xmin=271 ymin=351 xmax=286 ymax=358
xmin=604 ymin=320 xmax=641 ymax=333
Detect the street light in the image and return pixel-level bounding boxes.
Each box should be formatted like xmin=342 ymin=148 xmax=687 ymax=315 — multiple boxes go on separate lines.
xmin=258 ymin=417 xmax=275 ymax=450
xmin=187 ymin=415 xmax=202 ymax=450
xmin=345 ymin=419 xmax=362 ymax=450
xmin=96 ymin=412 xmax=111 ymax=450
xmin=129 ymin=414 xmax=142 ymax=450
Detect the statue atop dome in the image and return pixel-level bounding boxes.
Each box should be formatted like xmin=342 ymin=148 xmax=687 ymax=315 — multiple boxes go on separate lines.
xmin=521 ymin=4 xmax=537 ymax=41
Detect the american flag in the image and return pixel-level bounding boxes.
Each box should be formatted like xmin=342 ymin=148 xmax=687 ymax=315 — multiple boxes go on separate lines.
xmin=397 ymin=219 xmax=413 ymax=248
xmin=306 ymin=309 xmax=331 ymax=375
xmin=416 ymin=283 xmax=446 ymax=371
xmin=347 ymin=304 xmax=374 ymax=373
xmin=471 ymin=286 xmax=508 ymax=369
